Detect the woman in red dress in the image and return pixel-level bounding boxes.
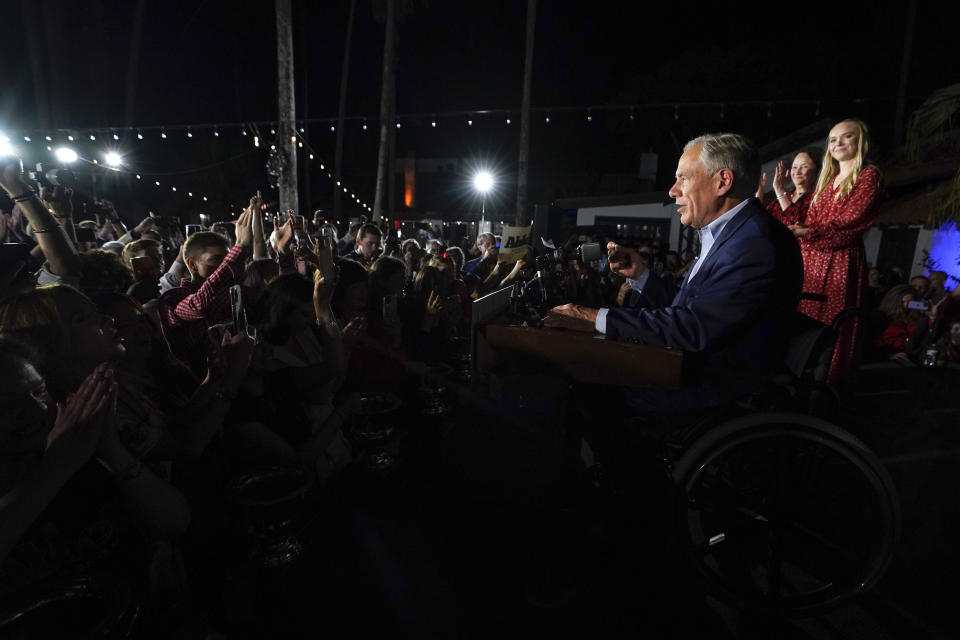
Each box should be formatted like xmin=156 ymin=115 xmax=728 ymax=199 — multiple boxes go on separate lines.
xmin=756 ymin=147 xmax=821 ymax=226
xmin=790 ymin=119 xmax=884 ymax=382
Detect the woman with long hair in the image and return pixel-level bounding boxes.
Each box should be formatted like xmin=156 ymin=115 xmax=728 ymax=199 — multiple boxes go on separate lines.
xmin=790 ymin=119 xmax=884 ymax=382
xmin=874 ymin=284 xmax=924 ymax=361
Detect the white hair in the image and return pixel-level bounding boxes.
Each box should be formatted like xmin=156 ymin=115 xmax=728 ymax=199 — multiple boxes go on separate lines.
xmin=684 ymin=133 xmax=761 ymax=199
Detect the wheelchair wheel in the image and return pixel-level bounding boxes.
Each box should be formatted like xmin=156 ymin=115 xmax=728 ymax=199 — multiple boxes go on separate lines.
xmin=671 ymin=412 xmax=900 ymax=615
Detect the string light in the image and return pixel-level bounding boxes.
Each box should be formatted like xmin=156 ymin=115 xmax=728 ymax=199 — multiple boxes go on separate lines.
xmin=112 ymin=131 xmax=119 ymax=140
xmin=161 ymin=130 xmax=167 ymax=139
xmin=242 ymin=130 xmax=248 ymax=136
xmin=67 ymin=135 xmax=75 ymax=141
xmin=214 ymin=129 xmax=220 ymax=137
xmin=309 ymin=154 xmax=314 ymax=160
xmin=89 ymin=134 xmax=96 ymax=141
xmin=431 ymin=120 xmax=436 ymax=128
xmin=586 ymin=109 xmax=592 ymax=123
xmin=45 ymin=135 xmax=52 ymax=141
xmin=187 ymin=129 xmax=193 ymax=138
xmin=137 ymin=130 xmax=143 ymax=140
xmin=395 ymin=122 xmax=401 ymax=129
xmin=270 ymin=128 xmax=276 ymax=135
xmin=545 ymin=112 xmax=550 ymax=123
xmin=330 ymin=125 xmax=335 ymax=132
xmin=506 ymin=118 xmax=511 ymax=125
xmin=467 ymin=119 xmax=473 ymax=126
xmin=362 ymin=120 xmax=367 ymax=131
xmin=23 ymin=136 xmax=31 ymax=142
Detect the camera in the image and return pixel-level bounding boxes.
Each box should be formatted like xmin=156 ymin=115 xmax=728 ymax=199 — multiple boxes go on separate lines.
xmin=27 ymin=162 xmax=75 ymax=190
xmin=507 ymin=241 xmax=603 ymax=318
xmin=536 ymin=241 xmax=602 ymax=271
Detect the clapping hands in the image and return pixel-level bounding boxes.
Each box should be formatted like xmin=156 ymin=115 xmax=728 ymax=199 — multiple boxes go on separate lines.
xmin=44 ymin=364 xmax=117 ymax=475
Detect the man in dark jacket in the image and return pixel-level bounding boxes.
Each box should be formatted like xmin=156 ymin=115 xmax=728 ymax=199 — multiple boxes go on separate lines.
xmin=546 ymin=133 xmax=803 ymax=412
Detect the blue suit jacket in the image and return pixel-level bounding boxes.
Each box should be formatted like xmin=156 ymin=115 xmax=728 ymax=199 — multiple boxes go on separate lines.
xmin=622 ymin=270 xmax=676 ymax=310
xmin=604 ymin=199 xmax=802 ymax=381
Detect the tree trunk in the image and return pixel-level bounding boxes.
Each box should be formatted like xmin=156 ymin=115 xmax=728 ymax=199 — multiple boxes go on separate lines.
xmin=373 ymin=0 xmax=396 ymax=222
xmin=276 ymin=0 xmax=299 ymax=214
xmin=893 ymin=0 xmax=917 ymax=149
xmin=122 ymin=0 xmax=148 ymax=128
xmin=515 ymin=0 xmax=537 ymax=226
xmin=333 ymin=0 xmax=356 ymax=223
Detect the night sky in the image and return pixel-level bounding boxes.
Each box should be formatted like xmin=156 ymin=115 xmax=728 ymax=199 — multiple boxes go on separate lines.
xmin=0 ymin=0 xmax=955 ymax=220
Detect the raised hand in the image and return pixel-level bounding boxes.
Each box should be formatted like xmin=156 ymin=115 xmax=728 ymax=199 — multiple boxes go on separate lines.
xmin=44 ymin=365 xmax=115 ymax=474
xmin=606 ymin=242 xmax=641 ymax=280
xmin=772 ymin=160 xmax=789 ymax=196
xmin=272 ymin=215 xmax=296 ymax=255
xmin=133 ymin=215 xmax=157 ymax=233
xmin=755 ymin=172 xmax=769 ymax=202
xmin=234 ymin=207 xmax=253 ymax=250
xmin=0 ymin=156 xmax=26 ymax=195
xmin=313 ymin=273 xmax=335 ymax=306
xmin=220 ymin=327 xmax=254 ymax=386
xmin=425 ymin=290 xmax=442 ymax=316
xmin=39 ymin=186 xmax=74 ymax=220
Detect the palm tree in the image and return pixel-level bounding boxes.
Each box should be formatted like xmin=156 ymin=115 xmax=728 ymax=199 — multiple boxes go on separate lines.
xmin=333 ymin=0 xmax=357 ymax=223
xmin=515 ymin=0 xmax=537 ymax=226
xmin=372 ymin=0 xmax=397 ymax=224
xmin=371 ymin=0 xmax=427 ymax=225
xmin=906 ymin=83 xmax=960 ymax=226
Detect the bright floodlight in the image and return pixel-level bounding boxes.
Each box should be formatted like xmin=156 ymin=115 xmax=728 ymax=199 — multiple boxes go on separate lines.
xmin=0 ymin=138 xmax=14 ymax=157
xmin=104 ymin=152 xmax=122 ymax=167
xmin=55 ymin=147 xmax=78 ymax=163
xmin=474 ymin=171 xmax=493 ymax=193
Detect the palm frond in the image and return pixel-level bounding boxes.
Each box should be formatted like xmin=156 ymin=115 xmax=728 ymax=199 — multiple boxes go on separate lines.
xmin=930 ymin=168 xmax=960 ymax=227
xmin=906 ymin=83 xmax=960 ymax=161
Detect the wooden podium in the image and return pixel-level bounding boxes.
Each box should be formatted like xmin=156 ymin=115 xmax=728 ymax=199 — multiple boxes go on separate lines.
xmin=481 ymin=322 xmax=684 ymax=388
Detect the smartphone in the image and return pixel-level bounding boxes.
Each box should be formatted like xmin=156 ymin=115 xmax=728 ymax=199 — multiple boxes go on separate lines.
xmin=185 ymin=224 xmax=202 ymax=237
xmin=382 ymin=294 xmax=399 ymax=323
xmin=207 ymin=323 xmax=229 ymax=347
xmin=316 ymin=231 xmax=336 ymax=280
xmin=130 ymin=255 xmax=156 ymax=280
xmin=906 ymin=300 xmax=930 ymax=311
xmin=229 ymin=284 xmax=246 ymax=334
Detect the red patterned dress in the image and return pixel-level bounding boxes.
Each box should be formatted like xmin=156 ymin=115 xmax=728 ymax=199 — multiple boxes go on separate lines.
xmin=765 ymin=191 xmax=814 ymax=226
xmin=798 ymin=165 xmax=884 ymax=382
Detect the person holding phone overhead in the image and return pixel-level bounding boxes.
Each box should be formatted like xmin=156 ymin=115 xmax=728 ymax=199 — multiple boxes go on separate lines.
xmin=790 ymin=119 xmax=884 ymax=382
xmin=159 ymin=194 xmax=260 ymax=373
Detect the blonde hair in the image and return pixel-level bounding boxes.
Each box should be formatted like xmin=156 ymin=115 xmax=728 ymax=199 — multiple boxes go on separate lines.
xmin=815 ymin=119 xmax=870 ymax=202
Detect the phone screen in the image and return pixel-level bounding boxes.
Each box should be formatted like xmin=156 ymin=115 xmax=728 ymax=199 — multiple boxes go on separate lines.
xmin=229 ymin=284 xmax=245 ymax=333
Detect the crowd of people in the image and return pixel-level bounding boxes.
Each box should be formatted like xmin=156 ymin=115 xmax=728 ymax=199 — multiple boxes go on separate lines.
xmin=1 ymin=119 xmax=959 ymax=633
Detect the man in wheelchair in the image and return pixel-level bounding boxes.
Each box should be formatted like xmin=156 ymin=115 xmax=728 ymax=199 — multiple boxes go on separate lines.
xmin=545 ymin=134 xmax=899 ymax=615
xmin=546 ymin=132 xmax=803 ymax=415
